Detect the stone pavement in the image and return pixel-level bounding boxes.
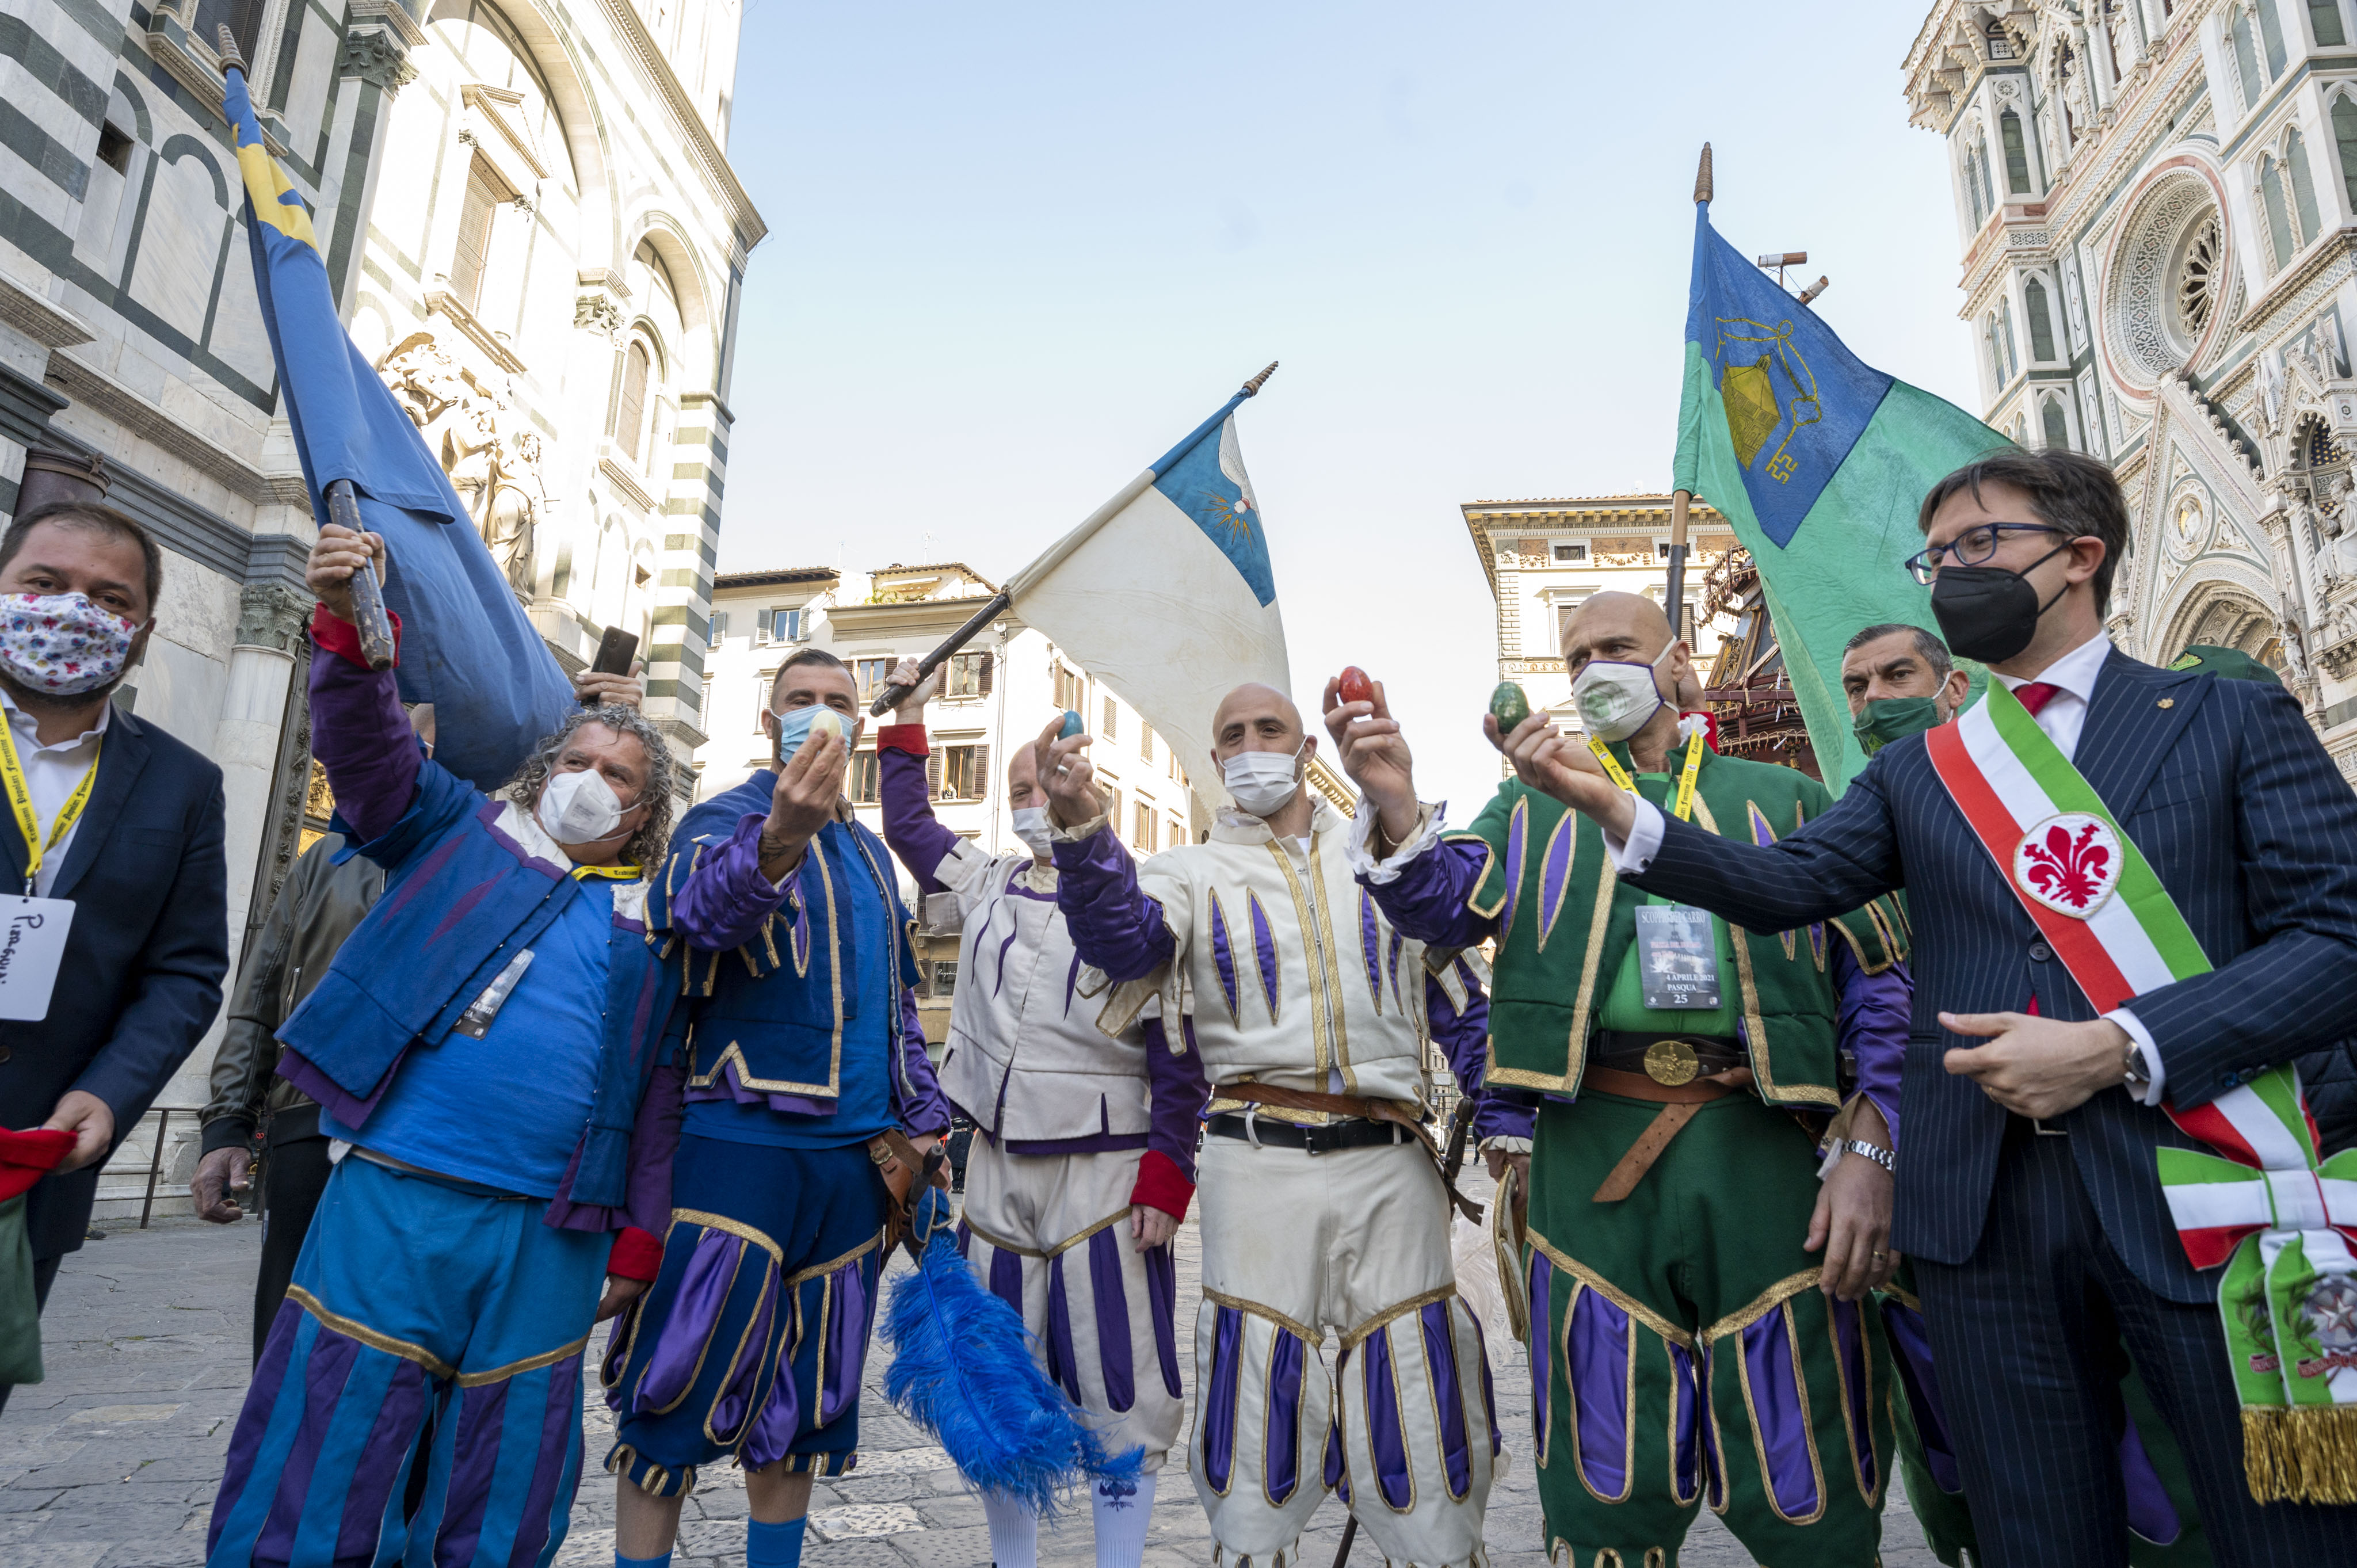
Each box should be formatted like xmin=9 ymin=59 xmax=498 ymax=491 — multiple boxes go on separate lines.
xmin=0 ymin=1188 xmax=1943 ymax=1568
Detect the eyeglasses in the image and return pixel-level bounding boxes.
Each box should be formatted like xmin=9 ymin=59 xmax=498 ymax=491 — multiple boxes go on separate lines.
xmin=1903 ymin=523 xmax=2073 ymax=584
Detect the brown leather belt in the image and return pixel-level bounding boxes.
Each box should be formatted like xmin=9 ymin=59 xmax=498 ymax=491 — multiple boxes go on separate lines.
xmin=1220 ymin=1082 xmax=1482 ymax=1224
xmin=1582 ymin=1065 xmax=1752 ymax=1204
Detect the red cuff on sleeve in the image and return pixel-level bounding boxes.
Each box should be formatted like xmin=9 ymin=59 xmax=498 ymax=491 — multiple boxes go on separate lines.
xmin=310 ymin=602 xmax=402 ymax=668
xmin=876 ymin=724 xmax=929 ymax=757
xmin=1130 ymin=1149 xmax=1194 ymax=1223
xmin=606 ymin=1225 xmax=665 ymax=1282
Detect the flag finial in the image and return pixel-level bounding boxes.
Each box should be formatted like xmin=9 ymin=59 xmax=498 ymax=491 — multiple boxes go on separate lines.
xmin=1241 ymin=361 xmax=1279 ymax=396
xmin=1694 ymin=144 xmax=1713 ymax=205
xmin=215 ymin=23 xmax=247 ymax=74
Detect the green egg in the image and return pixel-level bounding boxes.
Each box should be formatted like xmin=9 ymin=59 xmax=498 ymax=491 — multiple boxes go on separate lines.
xmin=1489 ymin=681 xmax=1531 ymax=733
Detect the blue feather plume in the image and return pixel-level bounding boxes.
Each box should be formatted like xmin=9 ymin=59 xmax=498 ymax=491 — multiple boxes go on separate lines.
xmin=881 ymin=1188 xmax=1142 ymax=1516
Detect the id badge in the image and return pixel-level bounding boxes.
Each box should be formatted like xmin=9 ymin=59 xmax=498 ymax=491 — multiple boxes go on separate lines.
xmin=0 ymin=895 xmax=74 ymax=1020
xmin=1634 ymin=903 xmax=1721 ymax=1010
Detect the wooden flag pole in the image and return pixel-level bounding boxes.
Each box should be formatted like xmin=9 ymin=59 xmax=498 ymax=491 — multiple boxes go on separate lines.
xmin=1662 ymin=145 xmax=1711 ymax=645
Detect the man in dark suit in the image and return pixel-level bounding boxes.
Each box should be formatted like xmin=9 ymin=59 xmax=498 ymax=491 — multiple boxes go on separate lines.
xmin=1496 ymin=449 xmax=2357 ymax=1563
xmin=0 ymin=502 xmax=228 ymax=1413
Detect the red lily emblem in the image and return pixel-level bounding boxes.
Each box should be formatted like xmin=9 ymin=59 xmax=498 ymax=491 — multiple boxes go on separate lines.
xmin=2021 ymin=819 xmax=2112 ymax=910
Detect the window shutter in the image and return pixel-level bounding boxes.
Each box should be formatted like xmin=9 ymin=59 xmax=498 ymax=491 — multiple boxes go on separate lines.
xmin=451 ymin=161 xmax=500 ymax=311
xmin=616 ymin=344 xmax=651 ymax=461
xmin=977 ymin=651 xmax=993 ymax=696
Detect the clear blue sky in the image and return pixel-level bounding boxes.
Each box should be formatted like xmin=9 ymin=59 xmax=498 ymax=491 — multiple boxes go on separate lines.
xmin=718 ymin=1 xmax=1978 ymax=812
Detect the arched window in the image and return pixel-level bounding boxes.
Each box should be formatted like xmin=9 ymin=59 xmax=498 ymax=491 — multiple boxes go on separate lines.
xmin=2042 ymin=396 xmax=2072 ymax=452
xmin=2233 ymin=7 xmax=2266 ymax=106
xmin=2290 ymin=126 xmax=2322 ymax=243
xmin=1976 ymin=132 xmax=1996 ymax=216
xmin=2011 ymin=412 xmax=2030 ymax=445
xmin=2261 ymin=154 xmax=2297 ymax=271
xmin=1997 ymin=295 xmax=2020 ymax=379
xmin=2026 ymin=276 xmax=2058 ymax=360
xmin=2259 ymin=0 xmax=2290 ymax=76
xmin=2001 ymin=109 xmax=2033 ymax=194
xmin=615 ymin=341 xmax=651 ymax=461
xmin=1986 ymin=314 xmax=2007 ymax=386
xmin=2335 ymin=94 xmax=2357 ymax=208
xmin=2316 ymin=2 xmax=2349 ymax=48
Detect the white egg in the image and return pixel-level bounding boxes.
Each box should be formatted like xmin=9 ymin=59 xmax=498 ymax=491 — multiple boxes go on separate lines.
xmin=806 ymin=709 xmax=846 ymax=743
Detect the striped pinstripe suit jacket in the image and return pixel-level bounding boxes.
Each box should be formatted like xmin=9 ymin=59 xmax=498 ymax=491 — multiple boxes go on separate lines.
xmin=1634 ymin=647 xmax=2357 ymax=1304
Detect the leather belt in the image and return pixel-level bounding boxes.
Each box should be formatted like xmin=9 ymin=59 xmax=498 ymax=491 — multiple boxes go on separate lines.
xmin=1581 ymin=1063 xmax=1752 ymax=1205
xmin=1215 ymin=1082 xmax=1482 ymax=1223
xmin=1582 ymin=1065 xmax=1743 ymax=1104
xmin=1207 ymin=1113 xmax=1406 ymax=1155
xmin=1591 ymin=1031 xmax=1746 ymax=1086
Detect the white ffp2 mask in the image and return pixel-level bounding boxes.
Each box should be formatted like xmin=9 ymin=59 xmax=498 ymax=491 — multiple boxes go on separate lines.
xmin=537 ymin=767 xmax=629 ymax=846
xmin=1222 ymin=742 xmax=1304 ymax=818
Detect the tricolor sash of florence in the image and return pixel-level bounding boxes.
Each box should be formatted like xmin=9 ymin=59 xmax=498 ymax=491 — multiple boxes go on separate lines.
xmin=1925 ymin=680 xmax=2357 ymax=1503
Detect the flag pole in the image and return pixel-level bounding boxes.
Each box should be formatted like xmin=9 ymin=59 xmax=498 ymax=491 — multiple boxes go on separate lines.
xmin=1662 ymin=146 xmax=1711 ymax=645
xmin=218 ymin=23 xmax=396 ymax=672
xmin=865 ymin=362 xmax=1279 ymax=716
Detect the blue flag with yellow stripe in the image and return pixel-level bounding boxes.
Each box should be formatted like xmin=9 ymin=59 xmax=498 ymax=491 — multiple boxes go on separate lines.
xmin=226 ymin=61 xmax=571 ymax=791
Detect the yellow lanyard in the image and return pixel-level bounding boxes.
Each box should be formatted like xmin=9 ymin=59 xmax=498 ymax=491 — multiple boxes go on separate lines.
xmin=569 ymin=863 xmax=641 ymax=882
xmin=0 ymin=718 xmax=100 ymax=895
xmin=1586 ymin=727 xmax=1706 ymax=822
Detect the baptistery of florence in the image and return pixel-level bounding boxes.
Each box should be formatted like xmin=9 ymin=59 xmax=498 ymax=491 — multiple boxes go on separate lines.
xmin=1908 ymin=0 xmax=2357 ymax=777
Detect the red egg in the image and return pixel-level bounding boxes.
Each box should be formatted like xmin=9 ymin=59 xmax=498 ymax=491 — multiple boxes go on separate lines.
xmin=1338 ymin=666 xmax=1374 ymax=705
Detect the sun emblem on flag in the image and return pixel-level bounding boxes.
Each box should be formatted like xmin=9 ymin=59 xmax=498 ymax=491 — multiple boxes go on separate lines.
xmin=2012 ymin=813 xmax=2121 ymax=919
xmin=1196 ymin=488 xmax=1256 ymax=548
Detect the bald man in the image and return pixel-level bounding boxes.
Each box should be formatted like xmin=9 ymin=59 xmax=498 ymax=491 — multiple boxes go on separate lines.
xmin=1329 ymin=592 xmax=1912 ymax=1567
xmin=1039 ymin=682 xmax=1527 ymax=1568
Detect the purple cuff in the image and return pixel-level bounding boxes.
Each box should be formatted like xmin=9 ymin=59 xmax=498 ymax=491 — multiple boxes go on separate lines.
xmin=1142 ymin=1016 xmax=1211 ymax=1184
xmin=1837 ymin=948 xmax=1908 ymax=1150
xmin=1424 ymin=965 xmax=1534 ymax=1143
xmin=1361 ymin=837 xmax=1497 ymax=951
xmin=893 ymin=987 xmax=951 ymax=1138
xmin=307 ymin=639 xmax=422 ymax=846
xmin=1050 ymin=825 xmax=1176 ymax=982
xmin=672 ymin=812 xmax=798 ymax=952
xmin=879 ymin=742 xmax=963 ymax=901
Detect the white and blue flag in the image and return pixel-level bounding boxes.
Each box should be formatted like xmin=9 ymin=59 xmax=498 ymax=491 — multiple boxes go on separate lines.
xmin=1008 ymin=381 xmax=1289 ymax=810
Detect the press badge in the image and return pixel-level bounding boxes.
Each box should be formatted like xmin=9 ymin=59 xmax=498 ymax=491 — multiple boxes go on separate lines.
xmin=0 ymin=896 xmax=74 ymax=1020
xmin=1634 ymin=904 xmax=1721 ymax=1011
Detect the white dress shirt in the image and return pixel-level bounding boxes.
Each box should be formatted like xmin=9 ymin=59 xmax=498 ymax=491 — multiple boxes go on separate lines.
xmin=0 ymin=686 xmax=109 ymax=898
xmin=1608 ymin=630 xmax=2167 ymax=1104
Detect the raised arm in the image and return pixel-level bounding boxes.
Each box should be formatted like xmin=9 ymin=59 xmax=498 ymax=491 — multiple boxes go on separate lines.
xmin=661 ymin=813 xmax=801 ymax=953
xmin=1425 ymin=957 xmax=1532 ymax=1147
xmin=874 ymin=657 xmax=967 ymax=898
xmin=1036 ymin=714 xmax=1179 ymax=981
xmin=1623 ymin=761 xmax=1905 ymax=932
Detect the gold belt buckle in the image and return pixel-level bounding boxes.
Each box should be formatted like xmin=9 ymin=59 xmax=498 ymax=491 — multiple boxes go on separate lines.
xmin=1643 ymin=1039 xmax=1699 ymax=1087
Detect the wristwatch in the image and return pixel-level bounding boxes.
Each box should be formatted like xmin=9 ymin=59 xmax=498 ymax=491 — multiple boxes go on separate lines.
xmin=2123 ymin=1039 xmax=2152 ymax=1093
xmin=1843 ymin=1139 xmax=1895 ymax=1175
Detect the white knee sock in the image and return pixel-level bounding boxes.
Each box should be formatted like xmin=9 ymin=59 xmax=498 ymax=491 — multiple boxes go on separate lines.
xmin=982 ymin=1489 xmax=1039 ymax=1568
xmin=1090 ymin=1471 xmax=1155 ymax=1568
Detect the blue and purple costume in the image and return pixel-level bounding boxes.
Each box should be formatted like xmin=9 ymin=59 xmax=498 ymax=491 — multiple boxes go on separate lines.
xmin=603 ymin=775 xmax=948 ymax=1495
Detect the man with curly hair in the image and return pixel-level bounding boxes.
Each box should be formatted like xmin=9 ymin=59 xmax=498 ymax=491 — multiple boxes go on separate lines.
xmin=205 ymin=524 xmax=687 ymax=1568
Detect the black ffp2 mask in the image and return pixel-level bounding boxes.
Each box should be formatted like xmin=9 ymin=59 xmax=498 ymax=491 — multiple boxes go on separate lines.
xmin=1928 ymin=544 xmax=2072 ymax=663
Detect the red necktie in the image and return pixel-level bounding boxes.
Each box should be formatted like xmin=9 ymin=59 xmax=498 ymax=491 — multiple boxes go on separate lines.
xmin=2011 ymin=682 xmax=2060 ymax=1017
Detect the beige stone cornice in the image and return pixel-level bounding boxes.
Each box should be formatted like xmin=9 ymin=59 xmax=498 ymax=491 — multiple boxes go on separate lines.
xmin=590 ymin=0 xmax=768 ymax=250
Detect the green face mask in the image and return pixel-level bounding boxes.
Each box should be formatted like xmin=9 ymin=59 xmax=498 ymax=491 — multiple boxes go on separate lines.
xmin=1852 ymin=696 xmax=1943 ymax=754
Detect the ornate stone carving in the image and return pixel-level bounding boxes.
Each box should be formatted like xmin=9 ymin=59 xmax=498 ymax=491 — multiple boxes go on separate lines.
xmin=374 ymin=332 xmax=541 ymax=596
xmin=574 ymin=294 xmax=624 ymax=336
xmin=235 ymin=582 xmax=312 ymax=654
xmin=2106 ymin=175 xmax=2219 ymax=384
xmin=339 ymin=28 xmax=415 ymax=94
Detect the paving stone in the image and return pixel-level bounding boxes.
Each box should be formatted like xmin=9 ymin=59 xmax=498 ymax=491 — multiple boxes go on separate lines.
xmin=0 ymin=1193 xmax=1951 ymax=1568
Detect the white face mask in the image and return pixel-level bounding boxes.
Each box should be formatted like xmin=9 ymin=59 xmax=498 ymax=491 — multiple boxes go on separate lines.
xmin=1572 ymin=642 xmax=1676 ymax=744
xmin=1222 ymin=740 xmax=1304 ymax=818
xmin=537 ymin=766 xmax=633 ymax=848
xmin=1010 ymin=806 xmax=1057 ymax=858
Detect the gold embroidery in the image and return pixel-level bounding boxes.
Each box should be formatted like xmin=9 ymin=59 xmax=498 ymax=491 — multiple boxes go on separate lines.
xmin=1202 ymin=1286 xmax=1319 ymax=1346
xmin=1691 ymin=795 xmax=1838 ymax=1108
xmin=702 ymin=1265 xmax=781 ymax=1446
xmin=1306 ymin=833 xmax=1353 ymax=1088
xmin=285 ymin=1285 xmax=457 ymax=1379
xmin=1338 ymin=1282 xmax=1458 ymax=1350
xmin=961 ymin=1205 xmax=1128 ymax=1261
xmin=1702 ymin=1268 xmax=1824 ymax=1341
xmin=1525 ymin=1228 xmax=1692 ymax=1348
xmin=1665 ymin=1339 xmax=1702 ymax=1506
xmin=1534 ymin=812 xmax=1578 ymax=955
xmin=670 ymin=1208 xmax=785 ymax=1264
xmin=1443 ymin=831 xmax=1506 ymax=920
xmin=787 ymin=1232 xmax=882 ymax=1290
xmin=685 ymin=1041 xmax=838 ymax=1104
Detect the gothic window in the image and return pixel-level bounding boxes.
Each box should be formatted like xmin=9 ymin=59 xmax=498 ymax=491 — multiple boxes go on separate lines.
xmin=1986 ymin=312 xmax=2007 ymax=386
xmin=2026 ymin=277 xmax=2058 ymax=360
xmin=1976 ymin=132 xmax=1997 ymax=216
xmin=2261 ymin=154 xmax=2297 ymax=271
xmin=2314 ymin=1 xmax=2348 ymax=47
xmin=615 ymin=341 xmax=653 ymax=461
xmin=2233 ymin=8 xmax=2266 ymax=107
xmin=1998 ymin=295 xmax=2021 ymax=379
xmin=2042 ymin=396 xmax=2072 ymax=452
xmin=2335 ymin=95 xmax=2357 ymax=208
xmin=449 ymin=158 xmax=503 ymax=312
xmin=2290 ymin=126 xmax=2322 ymax=243
xmin=191 ymin=0 xmax=266 ymax=74
xmin=2011 ymin=413 xmax=2030 ymax=445
xmin=2001 ymin=110 xmax=2033 ymax=194
xmin=1986 ymin=21 xmax=2016 ymax=60
xmin=1963 ymin=145 xmax=1988 ymax=227
xmin=2259 ymin=0 xmax=2290 ymax=76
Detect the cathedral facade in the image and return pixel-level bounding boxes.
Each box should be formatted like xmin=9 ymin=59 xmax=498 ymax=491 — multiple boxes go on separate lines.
xmin=0 ymin=0 xmax=760 ymax=1214
xmin=1908 ymin=0 xmax=2357 ymax=779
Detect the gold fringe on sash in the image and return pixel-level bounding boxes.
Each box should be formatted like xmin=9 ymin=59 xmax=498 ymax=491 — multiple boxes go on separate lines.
xmin=2242 ymin=1404 xmax=2357 ymax=1505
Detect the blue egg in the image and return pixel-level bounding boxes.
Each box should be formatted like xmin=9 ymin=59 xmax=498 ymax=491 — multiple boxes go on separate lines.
xmin=1059 ymin=709 xmax=1083 ymax=739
